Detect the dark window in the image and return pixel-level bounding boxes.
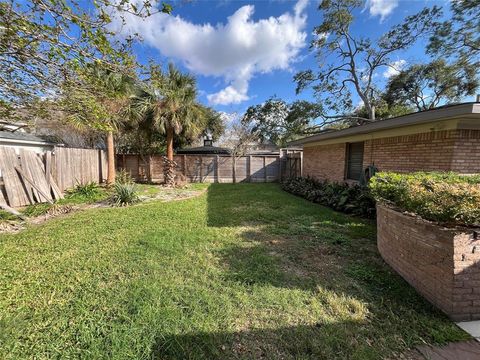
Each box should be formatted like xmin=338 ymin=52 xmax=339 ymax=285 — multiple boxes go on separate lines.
xmin=346 ymin=142 xmax=364 ymax=181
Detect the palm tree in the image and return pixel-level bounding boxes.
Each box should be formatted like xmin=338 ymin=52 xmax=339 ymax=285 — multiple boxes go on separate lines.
xmin=133 ymin=64 xmax=203 ymax=185
xmin=66 ymin=64 xmax=136 ymax=184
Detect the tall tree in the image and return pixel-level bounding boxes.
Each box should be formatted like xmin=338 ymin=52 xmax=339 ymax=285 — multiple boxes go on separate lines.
xmin=0 ymin=0 xmax=171 ymax=122
xmin=62 ymin=63 xmax=137 ymax=184
xmin=354 ymin=99 xmax=413 ymax=122
xmin=294 ymin=0 xmax=440 ymax=121
xmin=428 ymin=0 xmax=480 ymax=59
xmin=117 ymin=103 xmax=224 ymax=155
xmin=241 ymin=98 xmax=323 ymax=146
xmin=133 ymin=64 xmax=204 ymax=186
xmin=384 ymin=60 xmax=479 ymax=111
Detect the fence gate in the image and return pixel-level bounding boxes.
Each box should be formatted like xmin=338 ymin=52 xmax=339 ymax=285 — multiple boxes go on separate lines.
xmin=281 ymin=153 xmax=302 ymax=179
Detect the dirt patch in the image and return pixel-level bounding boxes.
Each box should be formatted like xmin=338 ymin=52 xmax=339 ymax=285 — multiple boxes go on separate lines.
xmin=0 ymin=221 xmax=24 ymax=234
xmin=145 ymin=187 xmax=206 ymax=203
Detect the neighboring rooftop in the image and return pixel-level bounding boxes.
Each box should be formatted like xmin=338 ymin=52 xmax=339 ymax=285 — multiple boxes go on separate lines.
xmin=176 ymin=145 xmax=231 ymax=155
xmin=0 ymin=130 xmax=57 ymax=145
xmin=289 ymin=102 xmax=480 ymax=146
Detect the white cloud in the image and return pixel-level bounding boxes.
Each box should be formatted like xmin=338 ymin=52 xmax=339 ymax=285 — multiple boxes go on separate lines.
xmin=111 ymin=0 xmax=308 ymax=105
xmin=365 ymin=0 xmax=399 ymax=21
xmin=383 ymin=59 xmax=406 ymax=78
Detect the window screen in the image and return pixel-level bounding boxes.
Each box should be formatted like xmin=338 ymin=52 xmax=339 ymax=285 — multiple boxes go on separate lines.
xmin=346 ymin=142 xmax=364 ymax=181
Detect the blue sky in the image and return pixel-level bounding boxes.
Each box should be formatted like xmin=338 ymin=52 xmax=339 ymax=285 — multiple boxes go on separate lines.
xmin=115 ymin=0 xmax=452 ymax=117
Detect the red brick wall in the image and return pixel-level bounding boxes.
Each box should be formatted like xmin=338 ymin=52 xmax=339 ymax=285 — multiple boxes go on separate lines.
xmin=303 ymin=143 xmax=346 ymax=182
xmin=377 ymin=204 xmax=480 ymax=321
xmin=363 ymin=130 xmax=458 ymax=173
xmin=303 ymin=129 xmax=480 ymax=182
xmin=451 ymin=130 xmax=480 ymax=173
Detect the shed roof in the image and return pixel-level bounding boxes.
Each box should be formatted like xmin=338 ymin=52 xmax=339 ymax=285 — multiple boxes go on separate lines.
xmin=176 ymin=145 xmax=231 ymax=155
xmin=0 ymin=131 xmax=56 ymax=145
xmin=289 ymin=102 xmax=480 ymax=146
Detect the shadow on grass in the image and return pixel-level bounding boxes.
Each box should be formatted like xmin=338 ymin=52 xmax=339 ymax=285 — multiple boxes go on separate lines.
xmin=195 ymin=183 xmax=466 ymax=358
xmin=203 ymin=184 xmax=437 ymax=302
xmin=151 ymin=322 xmax=376 ymax=360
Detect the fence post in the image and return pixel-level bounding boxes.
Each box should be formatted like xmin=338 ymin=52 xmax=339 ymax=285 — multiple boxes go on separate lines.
xmin=199 ymin=156 xmax=203 ymax=182
xmin=215 ymin=155 xmax=219 ymax=183
xmin=300 ymin=151 xmax=303 ymax=177
xmin=248 ymin=155 xmax=252 ymax=183
xmin=277 ymin=155 xmax=281 ymax=182
xmin=183 ymin=154 xmax=187 ymax=180
xmin=148 ymin=155 xmax=153 ymax=182
xmin=232 ymin=155 xmax=236 ymax=184
xmin=263 ymin=156 xmax=267 ymax=183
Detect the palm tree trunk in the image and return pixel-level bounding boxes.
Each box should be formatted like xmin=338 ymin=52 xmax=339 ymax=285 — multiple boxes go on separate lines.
xmin=232 ymin=156 xmax=237 ymax=184
xmin=166 ymin=127 xmax=174 ymax=161
xmin=164 ymin=126 xmax=175 ymax=186
xmin=106 ymin=130 xmax=116 ymax=185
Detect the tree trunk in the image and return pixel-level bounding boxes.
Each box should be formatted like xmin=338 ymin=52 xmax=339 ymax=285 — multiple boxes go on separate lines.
xmin=164 ymin=126 xmax=176 ymax=186
xmin=166 ymin=126 xmax=174 ymax=161
xmin=106 ymin=130 xmax=116 ymax=185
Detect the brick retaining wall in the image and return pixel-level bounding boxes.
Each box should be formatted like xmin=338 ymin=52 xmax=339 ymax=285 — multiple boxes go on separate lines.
xmin=377 ymin=204 xmax=480 ymax=321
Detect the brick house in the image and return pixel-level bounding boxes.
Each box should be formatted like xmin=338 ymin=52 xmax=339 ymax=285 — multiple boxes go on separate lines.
xmin=289 ymin=102 xmax=480 ymax=182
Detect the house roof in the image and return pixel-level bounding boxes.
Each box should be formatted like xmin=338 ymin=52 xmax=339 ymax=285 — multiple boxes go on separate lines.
xmin=289 ymin=102 xmax=480 ymax=146
xmin=176 ymin=145 xmax=231 ymax=155
xmin=0 ymin=131 xmax=57 ymax=146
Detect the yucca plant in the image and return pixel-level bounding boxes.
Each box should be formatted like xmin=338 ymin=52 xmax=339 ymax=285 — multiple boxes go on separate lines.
xmin=110 ymin=183 xmax=140 ymax=206
xmin=116 ymin=169 xmax=134 ymax=185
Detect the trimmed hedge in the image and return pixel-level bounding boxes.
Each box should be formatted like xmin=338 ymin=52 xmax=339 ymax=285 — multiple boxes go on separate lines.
xmin=282 ymin=177 xmax=376 ymax=218
xmin=370 ymin=172 xmax=480 ymax=227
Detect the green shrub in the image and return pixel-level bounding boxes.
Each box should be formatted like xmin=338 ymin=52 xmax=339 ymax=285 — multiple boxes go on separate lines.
xmin=0 ymin=210 xmax=18 ymax=221
xmin=110 ymin=183 xmax=140 ymax=206
xmin=69 ymin=182 xmax=102 ymax=199
xmin=369 ymin=172 xmax=480 ymax=227
xmin=22 ymin=203 xmax=52 ymax=217
xmin=282 ymin=177 xmax=376 ymax=218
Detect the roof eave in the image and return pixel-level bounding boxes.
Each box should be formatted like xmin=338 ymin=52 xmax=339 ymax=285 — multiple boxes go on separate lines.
xmin=289 ymin=103 xmax=480 ymax=146
xmin=0 ymin=137 xmax=56 ymax=146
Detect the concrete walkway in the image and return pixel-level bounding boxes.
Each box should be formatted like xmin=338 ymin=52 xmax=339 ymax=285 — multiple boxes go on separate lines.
xmin=401 ymin=322 xmax=480 ymax=359
xmin=457 ymin=321 xmax=480 ymax=341
xmin=414 ymin=340 xmax=480 ymax=360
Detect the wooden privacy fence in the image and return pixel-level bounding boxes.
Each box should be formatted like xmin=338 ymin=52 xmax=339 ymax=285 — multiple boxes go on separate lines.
xmin=53 ymin=147 xmax=107 ymax=191
xmin=117 ymin=153 xmax=303 ymax=183
xmin=0 ymin=146 xmax=107 ymax=207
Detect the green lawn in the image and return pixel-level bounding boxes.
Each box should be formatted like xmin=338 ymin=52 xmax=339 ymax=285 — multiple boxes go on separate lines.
xmin=0 ymin=184 xmax=468 ymax=359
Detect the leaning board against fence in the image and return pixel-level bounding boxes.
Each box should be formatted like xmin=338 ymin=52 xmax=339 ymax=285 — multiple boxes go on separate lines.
xmin=0 ymin=146 xmax=107 ymax=207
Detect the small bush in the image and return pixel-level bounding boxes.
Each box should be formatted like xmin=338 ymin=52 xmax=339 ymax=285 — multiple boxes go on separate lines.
xmin=0 ymin=210 xmax=18 ymax=222
xmin=22 ymin=203 xmax=52 ymax=217
xmin=369 ymin=172 xmax=480 ymax=227
xmin=69 ymin=182 xmax=102 ymax=199
xmin=116 ymin=169 xmax=134 ymax=185
xmin=110 ymin=183 xmax=140 ymax=206
xmin=282 ymin=177 xmax=376 ymax=218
